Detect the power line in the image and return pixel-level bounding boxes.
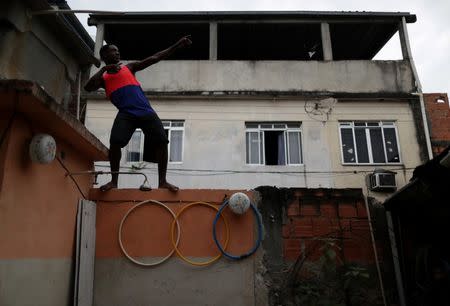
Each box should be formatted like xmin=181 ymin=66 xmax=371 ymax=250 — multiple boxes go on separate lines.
xmin=57 ymin=156 xmax=87 ymax=199
xmin=95 ymin=163 xmax=415 ymax=175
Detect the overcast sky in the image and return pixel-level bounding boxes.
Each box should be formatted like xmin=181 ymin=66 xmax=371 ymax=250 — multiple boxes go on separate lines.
xmin=68 ymin=0 xmax=449 ymax=95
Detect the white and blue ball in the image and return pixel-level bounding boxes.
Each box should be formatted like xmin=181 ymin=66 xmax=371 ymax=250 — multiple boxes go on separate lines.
xmin=29 ymin=133 xmax=56 ymax=164
xmin=228 ymin=192 xmax=251 ymax=215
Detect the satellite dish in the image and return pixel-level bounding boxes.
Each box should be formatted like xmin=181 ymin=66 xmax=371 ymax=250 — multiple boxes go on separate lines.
xmin=29 ymin=134 xmax=56 ymax=164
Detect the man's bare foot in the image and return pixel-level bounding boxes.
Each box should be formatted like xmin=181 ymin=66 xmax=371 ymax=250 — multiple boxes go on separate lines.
xmin=100 ymin=181 xmax=117 ymax=192
xmin=159 ymin=182 xmax=179 ymax=192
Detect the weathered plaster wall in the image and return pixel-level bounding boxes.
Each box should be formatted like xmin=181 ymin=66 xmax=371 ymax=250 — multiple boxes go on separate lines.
xmin=0 ymin=115 xmax=93 ymax=306
xmin=123 ymin=60 xmax=415 ymax=94
xmin=86 ymin=98 xmax=421 ymax=203
xmin=0 ymin=1 xmax=87 ymax=106
xmin=91 ymin=189 xmax=257 ymax=306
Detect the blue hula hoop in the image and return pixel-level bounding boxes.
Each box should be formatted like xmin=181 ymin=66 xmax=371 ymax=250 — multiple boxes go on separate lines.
xmin=212 ymin=199 xmax=263 ymax=260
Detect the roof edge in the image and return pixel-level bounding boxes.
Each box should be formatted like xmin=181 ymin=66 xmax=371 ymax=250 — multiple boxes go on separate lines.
xmin=88 ymin=10 xmax=417 ymax=25
xmin=0 ymin=80 xmax=108 ymax=161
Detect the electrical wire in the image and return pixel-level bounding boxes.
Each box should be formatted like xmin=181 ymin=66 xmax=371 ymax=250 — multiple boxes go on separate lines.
xmin=56 ymin=156 xmax=87 ymax=199
xmin=118 ymin=199 xmax=180 ymax=267
xmin=94 ymin=163 xmax=415 ymax=175
xmin=170 ymin=202 xmax=230 ymax=266
xmin=212 ymin=199 xmax=263 ymax=260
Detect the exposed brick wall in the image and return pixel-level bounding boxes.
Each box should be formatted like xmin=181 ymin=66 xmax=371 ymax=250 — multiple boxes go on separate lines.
xmin=423 ymin=93 xmax=450 ymax=156
xmin=282 ymin=189 xmax=378 ymax=265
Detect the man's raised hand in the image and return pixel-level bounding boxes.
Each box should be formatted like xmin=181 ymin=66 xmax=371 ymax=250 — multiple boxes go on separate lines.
xmin=103 ymin=63 xmax=122 ymax=73
xmin=178 ymin=35 xmax=192 ymax=48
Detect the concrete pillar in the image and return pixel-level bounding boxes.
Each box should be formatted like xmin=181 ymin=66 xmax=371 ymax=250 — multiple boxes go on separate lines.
xmin=209 ymin=22 xmax=217 ymax=60
xmin=321 ymin=22 xmax=333 ymax=61
xmin=398 ymin=17 xmax=412 ymax=60
xmin=91 ymin=23 xmax=104 ymax=76
xmin=94 ymin=23 xmax=105 ymax=60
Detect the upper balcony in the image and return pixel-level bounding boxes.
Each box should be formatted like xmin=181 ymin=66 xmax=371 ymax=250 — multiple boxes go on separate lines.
xmin=89 ymin=11 xmax=417 ymax=95
xmin=128 ymin=60 xmax=414 ymax=94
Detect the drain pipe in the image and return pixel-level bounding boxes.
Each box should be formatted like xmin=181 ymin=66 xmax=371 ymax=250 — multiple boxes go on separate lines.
xmin=416 ymin=93 xmax=434 ymax=160
xmin=386 ymin=211 xmax=407 ymax=306
xmin=364 ymin=196 xmax=388 ymax=306
xmin=399 ymin=17 xmax=433 ymax=160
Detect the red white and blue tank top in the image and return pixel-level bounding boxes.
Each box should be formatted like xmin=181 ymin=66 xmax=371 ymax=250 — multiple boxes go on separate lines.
xmin=103 ymin=65 xmax=154 ymax=117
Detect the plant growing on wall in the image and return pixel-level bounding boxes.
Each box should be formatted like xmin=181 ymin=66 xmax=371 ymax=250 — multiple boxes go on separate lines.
xmin=279 ymin=236 xmax=381 ymax=306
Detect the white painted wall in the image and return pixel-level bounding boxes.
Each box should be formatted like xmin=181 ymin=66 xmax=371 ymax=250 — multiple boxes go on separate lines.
xmin=129 ymin=60 xmax=415 ymax=93
xmin=86 ymin=98 xmax=421 ymax=199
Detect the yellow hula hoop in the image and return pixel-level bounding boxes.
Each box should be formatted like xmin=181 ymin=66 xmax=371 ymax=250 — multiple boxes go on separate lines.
xmin=119 ymin=199 xmax=181 ymax=267
xmin=170 ymin=201 xmax=230 ymax=266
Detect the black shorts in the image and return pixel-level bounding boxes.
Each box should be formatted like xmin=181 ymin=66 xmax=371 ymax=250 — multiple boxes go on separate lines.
xmin=110 ymin=112 xmax=169 ymax=162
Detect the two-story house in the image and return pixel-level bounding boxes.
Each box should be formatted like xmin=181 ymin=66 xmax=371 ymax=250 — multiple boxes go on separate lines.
xmin=85 ymin=11 xmax=426 ymax=203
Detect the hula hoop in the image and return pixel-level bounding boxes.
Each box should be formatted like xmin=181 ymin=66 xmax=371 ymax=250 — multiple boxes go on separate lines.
xmin=170 ymin=202 xmax=230 ymax=266
xmin=212 ymin=200 xmax=263 ymax=260
xmin=119 ymin=199 xmax=180 ymax=267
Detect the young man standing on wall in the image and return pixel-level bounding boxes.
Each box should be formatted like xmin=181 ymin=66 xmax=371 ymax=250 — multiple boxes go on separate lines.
xmin=85 ymin=35 xmax=192 ymax=192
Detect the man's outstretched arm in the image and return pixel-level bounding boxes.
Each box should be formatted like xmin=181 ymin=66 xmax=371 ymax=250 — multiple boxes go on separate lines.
xmin=127 ymin=35 xmax=192 ymax=74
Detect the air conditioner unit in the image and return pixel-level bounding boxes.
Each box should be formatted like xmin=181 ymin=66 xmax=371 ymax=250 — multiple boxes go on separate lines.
xmin=368 ymin=169 xmax=397 ymax=192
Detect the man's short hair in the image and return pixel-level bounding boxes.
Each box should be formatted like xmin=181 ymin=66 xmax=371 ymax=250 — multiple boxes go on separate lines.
xmin=99 ymin=44 xmax=113 ymax=60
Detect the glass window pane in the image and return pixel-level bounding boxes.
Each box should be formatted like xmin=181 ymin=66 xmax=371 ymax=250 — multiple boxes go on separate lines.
xmin=274 ymin=124 xmax=286 ymax=128
xmin=260 ymin=131 xmax=264 ymax=164
xmin=169 ymin=130 xmax=183 ymax=162
xmin=384 ymin=128 xmax=400 ymax=163
xmin=162 ymin=121 xmax=170 ymax=127
xmin=246 ymin=132 xmax=260 ymax=164
xmin=287 ymin=123 xmax=301 ymax=128
xmin=127 ymin=130 xmax=142 ymax=162
xmin=341 ymin=128 xmax=356 ymax=163
xmin=288 ymin=131 xmax=301 ymax=164
xmin=370 ymin=128 xmax=386 ymax=163
xmin=367 ymin=122 xmax=379 ymax=126
xmin=277 ymin=132 xmax=286 ymax=165
xmin=355 ymin=129 xmax=369 ymax=163
xmin=355 ymin=122 xmax=366 ymax=127
xmin=246 ymin=123 xmax=258 ymax=128
xmin=172 ymin=121 xmax=184 ymax=127
xmin=246 ymin=132 xmax=250 ymax=163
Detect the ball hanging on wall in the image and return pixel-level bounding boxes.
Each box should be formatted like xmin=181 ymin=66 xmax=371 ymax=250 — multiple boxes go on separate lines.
xmin=29 ymin=133 xmax=56 ymax=164
xmin=228 ymin=192 xmax=251 ymax=215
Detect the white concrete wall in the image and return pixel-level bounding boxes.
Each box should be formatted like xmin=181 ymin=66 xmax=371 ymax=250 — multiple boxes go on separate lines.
xmin=86 ymin=98 xmax=421 ymax=200
xmin=126 ymin=60 xmax=415 ymax=93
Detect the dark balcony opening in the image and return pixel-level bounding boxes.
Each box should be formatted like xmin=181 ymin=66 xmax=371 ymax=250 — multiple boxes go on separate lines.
xmin=330 ymin=23 xmax=398 ymax=60
xmin=217 ymin=23 xmax=323 ymax=60
xmin=104 ymin=23 xmax=210 ymax=60
xmin=264 ymin=131 xmax=286 ymax=165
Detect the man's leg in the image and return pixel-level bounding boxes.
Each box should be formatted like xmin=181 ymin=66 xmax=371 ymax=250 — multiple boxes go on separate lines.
xmin=155 ymin=142 xmax=178 ymax=192
xmin=101 ymin=113 xmax=136 ymax=192
xmin=140 ymin=113 xmax=178 ymax=192
xmin=100 ymin=143 xmax=121 ymax=191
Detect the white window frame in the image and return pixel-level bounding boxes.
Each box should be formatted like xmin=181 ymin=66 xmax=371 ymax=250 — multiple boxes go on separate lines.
xmin=339 ymin=121 xmax=402 ymax=165
xmin=125 ymin=121 xmax=185 ymax=164
xmin=126 ymin=128 xmax=145 ymax=163
xmin=162 ymin=120 xmax=184 ymax=164
xmin=245 ymin=122 xmax=303 ymax=166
